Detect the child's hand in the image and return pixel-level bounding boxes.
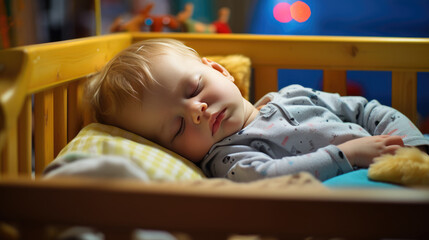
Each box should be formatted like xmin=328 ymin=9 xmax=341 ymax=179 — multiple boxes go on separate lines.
xmin=337 ymin=135 xmax=404 ymax=168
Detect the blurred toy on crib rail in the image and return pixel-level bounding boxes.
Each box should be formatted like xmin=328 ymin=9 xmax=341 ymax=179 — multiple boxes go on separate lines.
xmin=109 ymin=3 xmax=179 ymax=32
xmin=109 ymin=2 xmax=231 ymax=33
xmin=177 ymin=3 xmax=231 ymax=33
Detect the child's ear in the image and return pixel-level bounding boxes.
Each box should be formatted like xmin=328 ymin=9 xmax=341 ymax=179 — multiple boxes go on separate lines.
xmin=201 ymin=57 xmax=234 ymax=82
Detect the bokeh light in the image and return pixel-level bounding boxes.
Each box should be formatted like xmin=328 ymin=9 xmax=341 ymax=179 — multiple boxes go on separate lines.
xmin=273 ymin=2 xmax=292 ymax=23
xmin=290 ymin=1 xmax=311 ymax=23
xmin=273 ymin=1 xmax=311 ymax=23
xmin=144 ymin=18 xmax=153 ymax=26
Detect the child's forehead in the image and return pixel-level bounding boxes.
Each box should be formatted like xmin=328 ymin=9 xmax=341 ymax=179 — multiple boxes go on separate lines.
xmin=148 ymin=56 xmax=184 ymax=85
xmin=152 ymin=52 xmax=202 ymax=72
xmin=156 ymin=50 xmax=200 ymax=61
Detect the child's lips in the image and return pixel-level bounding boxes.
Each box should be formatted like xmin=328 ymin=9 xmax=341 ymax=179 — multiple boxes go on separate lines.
xmin=211 ymin=108 xmax=226 ymax=136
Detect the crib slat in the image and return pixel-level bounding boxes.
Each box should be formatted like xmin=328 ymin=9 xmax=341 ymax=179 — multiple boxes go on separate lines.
xmin=81 ymin=78 xmax=94 ymax=127
xmin=391 ymin=71 xmax=418 ymax=124
xmin=67 ymin=81 xmax=83 ymax=142
xmin=17 ymin=97 xmax=32 ymax=177
xmin=54 ymin=86 xmax=67 ymax=157
xmin=323 ymin=70 xmax=347 ymax=95
xmin=0 ymin=147 xmax=6 ymax=176
xmin=34 ymin=90 xmax=54 ymax=175
xmin=253 ymin=66 xmax=278 ymax=101
xmin=0 ymin=124 xmax=18 ymax=176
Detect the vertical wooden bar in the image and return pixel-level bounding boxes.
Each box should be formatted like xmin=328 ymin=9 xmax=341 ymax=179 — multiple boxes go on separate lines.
xmin=0 ymin=149 xmax=3 ymax=176
xmin=1 ymin=143 xmax=7 ymax=176
xmin=54 ymin=86 xmax=67 ymax=157
xmin=34 ymin=89 xmax=54 ymax=175
xmin=323 ymin=70 xmax=347 ymax=95
xmin=0 ymin=123 xmax=18 ymax=177
xmin=17 ymin=96 xmax=32 ymax=177
xmin=94 ymin=0 xmax=102 ymax=36
xmin=391 ymin=71 xmax=418 ymax=124
xmin=80 ymin=78 xmax=94 ymax=126
xmin=253 ymin=66 xmax=278 ymax=101
xmin=67 ymin=81 xmax=82 ymax=142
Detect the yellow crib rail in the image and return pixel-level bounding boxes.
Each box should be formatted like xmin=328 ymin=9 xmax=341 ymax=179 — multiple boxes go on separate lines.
xmin=1 ymin=33 xmax=429 ymax=177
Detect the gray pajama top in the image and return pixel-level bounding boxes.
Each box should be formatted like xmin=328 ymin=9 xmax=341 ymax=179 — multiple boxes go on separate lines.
xmin=200 ymin=85 xmax=429 ymax=182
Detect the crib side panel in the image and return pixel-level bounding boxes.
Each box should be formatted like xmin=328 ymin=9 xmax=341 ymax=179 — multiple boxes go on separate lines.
xmin=0 ymin=34 xmax=132 ymax=177
xmin=1 ymin=33 xmax=429 ymax=177
xmin=0 ymin=33 xmax=429 ymax=239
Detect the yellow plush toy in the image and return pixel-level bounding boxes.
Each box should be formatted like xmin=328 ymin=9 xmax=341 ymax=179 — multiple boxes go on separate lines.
xmin=368 ymin=147 xmax=429 ymax=186
xmin=205 ymin=55 xmax=251 ymax=100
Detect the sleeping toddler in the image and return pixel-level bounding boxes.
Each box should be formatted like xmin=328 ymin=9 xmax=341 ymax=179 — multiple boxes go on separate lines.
xmin=86 ymin=38 xmax=429 ymax=182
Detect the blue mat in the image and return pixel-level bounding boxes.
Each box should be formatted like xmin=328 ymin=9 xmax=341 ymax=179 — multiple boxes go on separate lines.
xmin=323 ymin=169 xmax=403 ymax=188
xmin=324 ymin=135 xmax=428 ymax=188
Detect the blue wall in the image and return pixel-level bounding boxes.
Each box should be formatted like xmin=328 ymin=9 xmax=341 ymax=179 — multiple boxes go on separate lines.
xmin=249 ymin=0 xmax=429 ymax=37
xmin=250 ymin=0 xmax=429 ymax=125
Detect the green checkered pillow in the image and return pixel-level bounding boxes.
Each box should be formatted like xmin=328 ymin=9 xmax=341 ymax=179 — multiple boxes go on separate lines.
xmin=57 ymin=123 xmax=205 ymax=181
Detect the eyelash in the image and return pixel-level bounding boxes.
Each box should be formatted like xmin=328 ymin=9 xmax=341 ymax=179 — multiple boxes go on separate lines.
xmin=189 ymin=77 xmax=202 ymax=98
xmin=173 ymin=117 xmax=185 ymax=142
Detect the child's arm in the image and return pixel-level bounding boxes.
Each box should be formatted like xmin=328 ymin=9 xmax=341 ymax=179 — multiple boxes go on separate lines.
xmin=203 ymin=135 xmax=407 ymax=182
xmin=202 ymin=144 xmax=353 ymax=182
xmin=337 ymin=135 xmax=404 ymax=168
xmin=281 ymin=85 xmax=429 ymax=149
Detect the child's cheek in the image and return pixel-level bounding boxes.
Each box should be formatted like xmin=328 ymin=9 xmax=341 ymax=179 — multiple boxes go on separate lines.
xmin=181 ymin=129 xmax=213 ymax=161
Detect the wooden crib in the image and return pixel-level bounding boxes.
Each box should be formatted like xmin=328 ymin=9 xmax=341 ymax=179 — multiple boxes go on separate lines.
xmin=0 ymin=32 xmax=429 ymax=239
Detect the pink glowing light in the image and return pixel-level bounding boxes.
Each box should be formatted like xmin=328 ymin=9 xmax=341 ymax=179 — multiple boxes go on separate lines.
xmin=273 ymin=2 xmax=292 ymax=23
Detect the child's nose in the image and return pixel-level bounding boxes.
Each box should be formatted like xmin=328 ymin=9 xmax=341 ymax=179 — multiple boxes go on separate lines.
xmin=190 ymin=101 xmax=208 ymax=125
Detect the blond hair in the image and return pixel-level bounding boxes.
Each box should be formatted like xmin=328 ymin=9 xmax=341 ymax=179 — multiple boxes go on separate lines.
xmin=86 ymin=38 xmax=200 ymax=123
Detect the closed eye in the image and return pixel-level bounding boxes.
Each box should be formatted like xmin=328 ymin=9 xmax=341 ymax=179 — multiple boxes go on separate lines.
xmin=172 ymin=117 xmax=185 ymax=143
xmin=189 ymin=77 xmax=202 ymax=98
